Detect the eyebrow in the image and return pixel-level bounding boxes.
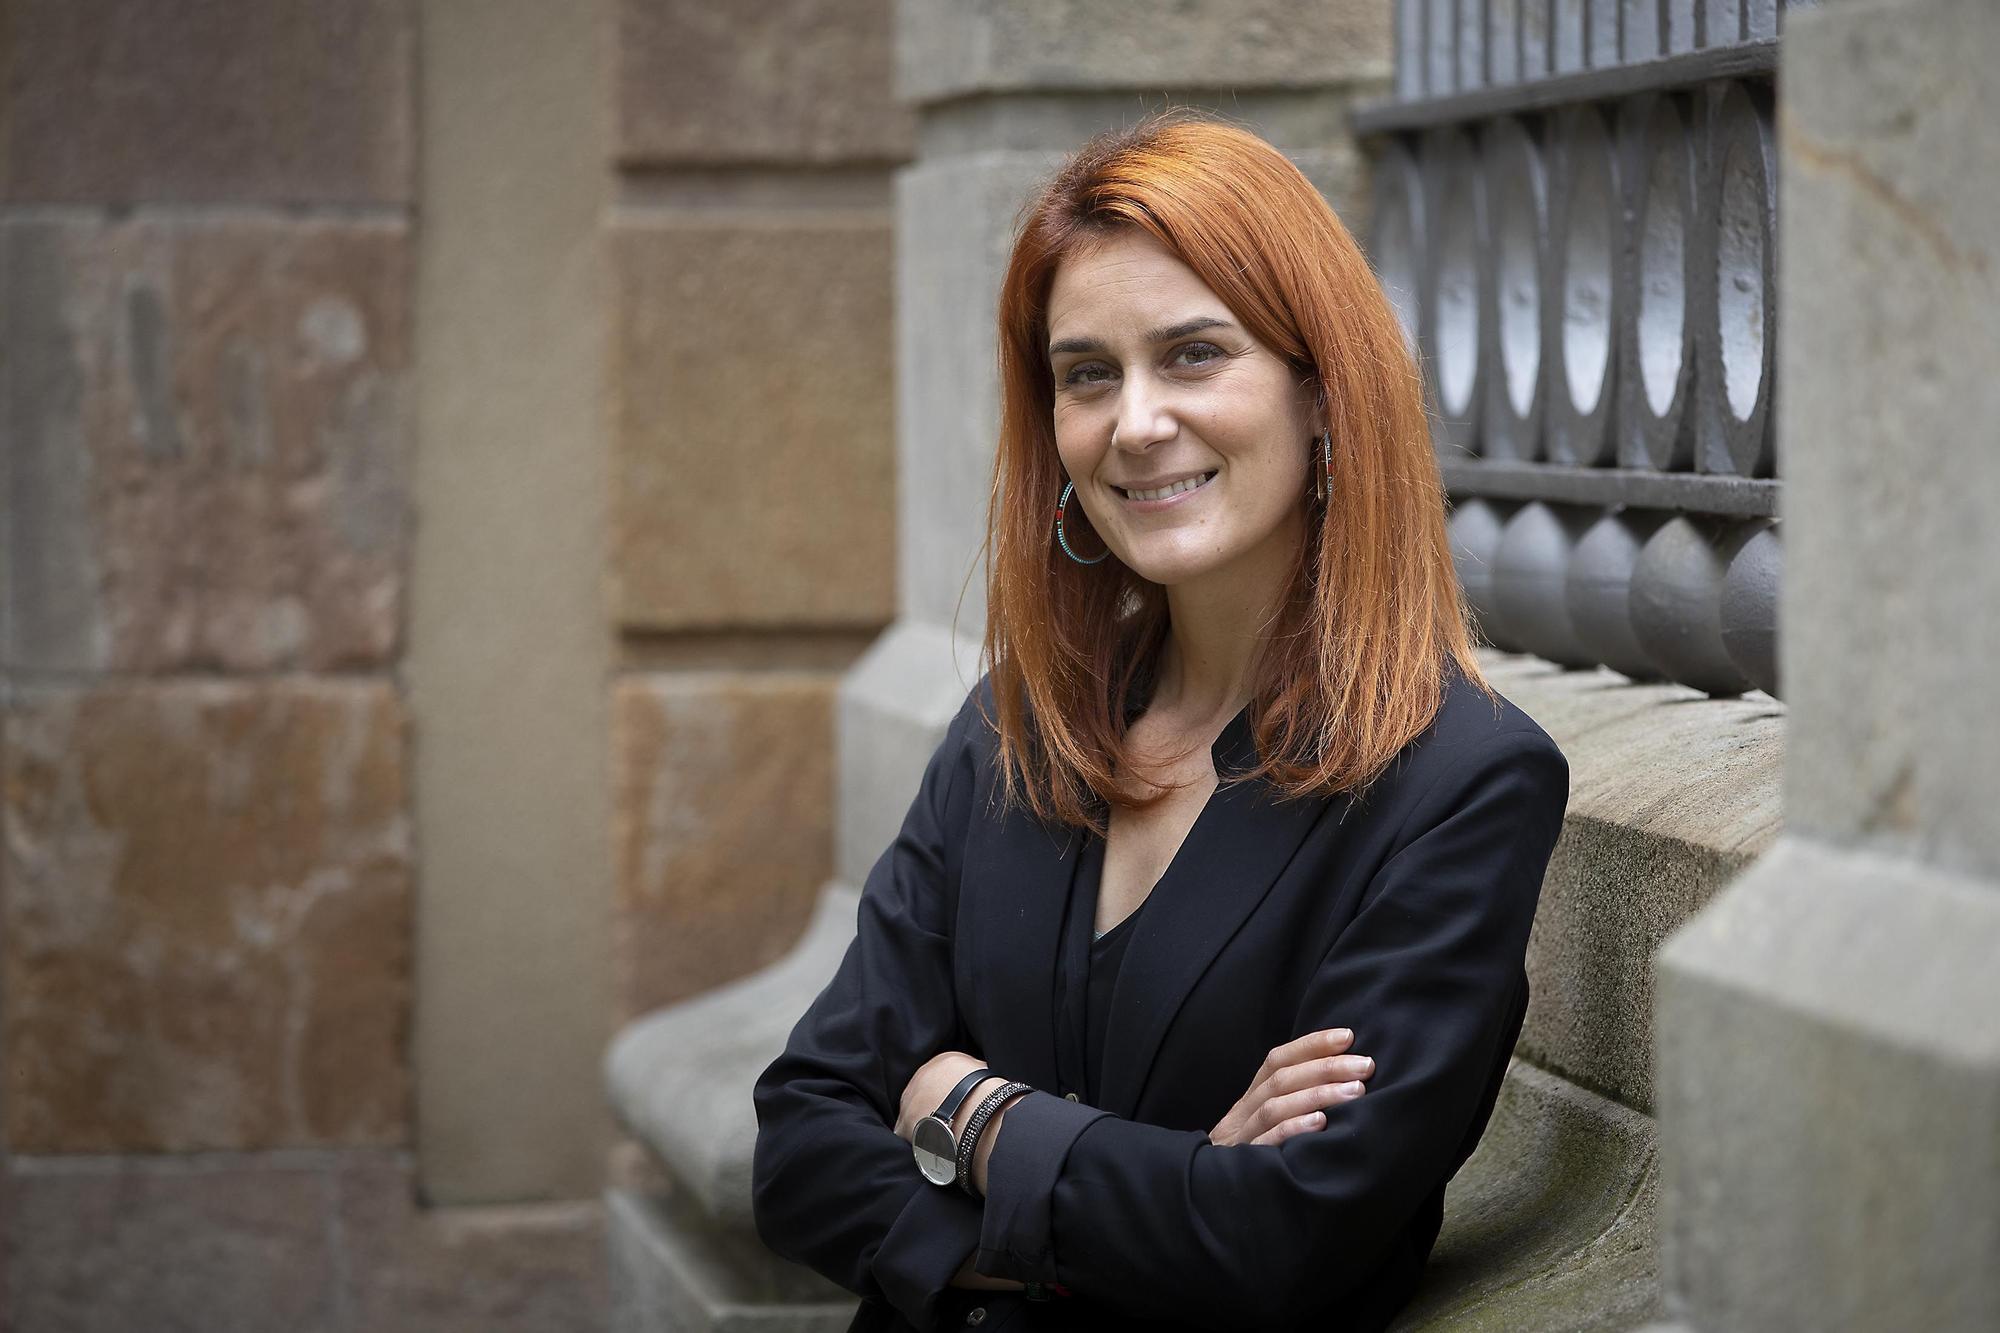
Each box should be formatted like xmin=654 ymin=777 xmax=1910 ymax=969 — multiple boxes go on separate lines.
xmin=1047 ymin=316 xmax=1235 ymax=359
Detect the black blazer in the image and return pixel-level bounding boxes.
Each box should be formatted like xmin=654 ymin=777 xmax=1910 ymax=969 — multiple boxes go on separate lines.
xmin=752 ymin=661 xmax=1570 ymax=1332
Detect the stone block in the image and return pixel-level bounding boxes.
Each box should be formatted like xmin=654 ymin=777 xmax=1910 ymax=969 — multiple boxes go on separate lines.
xmin=1657 ymin=838 xmax=2000 ymax=1329
xmin=609 ymin=219 xmax=895 ymax=633
xmin=1477 ymin=651 xmax=1782 ymax=1112
xmin=2 ymin=680 xmax=412 ymax=1152
xmin=0 ymin=0 xmax=414 ymax=205
xmin=1776 ymin=0 xmax=2000 ymax=879
xmin=3 ymin=1151 xmax=349 ymax=1331
xmin=614 ymin=0 xmax=912 ymax=166
xmin=896 ymin=0 xmax=1394 ymax=105
xmin=612 ymin=673 xmax=836 ymax=1021
xmin=2 ymin=1149 xmax=607 ymax=1333
xmin=3 ymin=218 xmax=412 ymax=673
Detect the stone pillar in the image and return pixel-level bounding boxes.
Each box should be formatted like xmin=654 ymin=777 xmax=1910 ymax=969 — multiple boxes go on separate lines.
xmin=409 ymin=0 xmax=617 ymax=1203
xmin=1654 ymin=0 xmax=2000 ymax=1328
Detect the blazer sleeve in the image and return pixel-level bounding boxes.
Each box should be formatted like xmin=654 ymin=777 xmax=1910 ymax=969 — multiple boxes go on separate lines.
xmin=750 ymin=688 xmax=987 ymax=1330
xmin=973 ymin=726 xmax=1570 ymax=1330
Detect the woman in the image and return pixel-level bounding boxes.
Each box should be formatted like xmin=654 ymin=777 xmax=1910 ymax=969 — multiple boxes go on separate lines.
xmin=751 ymin=110 xmax=1569 ymax=1333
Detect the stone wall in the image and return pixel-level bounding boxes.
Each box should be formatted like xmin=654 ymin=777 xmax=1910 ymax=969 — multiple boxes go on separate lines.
xmin=604 ymin=0 xmax=908 ymax=1022
xmin=1 ymin=1 xmax=602 ymax=1326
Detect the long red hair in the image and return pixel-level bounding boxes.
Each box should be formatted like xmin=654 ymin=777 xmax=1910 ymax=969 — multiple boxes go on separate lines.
xmin=974 ymin=108 xmax=1493 ymax=837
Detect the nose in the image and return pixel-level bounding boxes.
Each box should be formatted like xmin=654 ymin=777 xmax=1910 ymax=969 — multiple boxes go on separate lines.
xmin=1111 ymin=371 xmax=1176 ymax=453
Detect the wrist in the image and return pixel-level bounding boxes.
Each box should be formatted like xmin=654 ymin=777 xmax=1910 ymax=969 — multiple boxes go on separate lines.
xmin=950 ymin=1076 xmax=1008 ymax=1140
xmin=970 ymin=1086 xmax=1027 ymax=1195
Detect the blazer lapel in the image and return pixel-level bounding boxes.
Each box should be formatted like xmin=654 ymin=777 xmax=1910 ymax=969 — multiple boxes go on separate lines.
xmin=1095 ymin=709 xmax=1330 ymax=1119
xmin=967 ymin=808 xmax=1079 ymax=1096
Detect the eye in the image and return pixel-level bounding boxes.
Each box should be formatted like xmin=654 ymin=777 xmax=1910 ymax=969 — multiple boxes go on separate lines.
xmin=1176 ymin=341 xmax=1225 ymax=368
xmin=1060 ymin=361 xmax=1113 ymax=387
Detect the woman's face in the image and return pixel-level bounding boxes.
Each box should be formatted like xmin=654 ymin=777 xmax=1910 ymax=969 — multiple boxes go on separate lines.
xmin=1045 ymin=227 xmax=1316 ymax=590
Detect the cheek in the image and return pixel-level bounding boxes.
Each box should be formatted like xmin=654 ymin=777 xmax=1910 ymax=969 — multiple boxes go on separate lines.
xmin=1051 ymin=416 xmax=1103 ymax=475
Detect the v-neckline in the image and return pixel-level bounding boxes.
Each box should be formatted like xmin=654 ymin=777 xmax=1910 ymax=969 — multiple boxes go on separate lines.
xmin=1040 ymin=661 xmax=1304 ymax=1118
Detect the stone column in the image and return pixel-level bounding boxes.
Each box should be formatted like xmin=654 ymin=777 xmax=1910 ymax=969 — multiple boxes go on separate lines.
xmin=1654 ymin=0 xmax=2000 ymax=1328
xmin=411 ymin=0 xmax=617 ymax=1207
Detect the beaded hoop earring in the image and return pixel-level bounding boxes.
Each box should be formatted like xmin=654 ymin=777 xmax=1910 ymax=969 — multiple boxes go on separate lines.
xmin=1054 ymin=480 xmax=1109 ymax=565
xmin=1314 ymin=429 xmax=1334 ymax=503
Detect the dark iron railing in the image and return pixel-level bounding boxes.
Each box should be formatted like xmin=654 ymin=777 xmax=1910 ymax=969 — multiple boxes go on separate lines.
xmin=1355 ymin=1 xmax=1809 ymax=696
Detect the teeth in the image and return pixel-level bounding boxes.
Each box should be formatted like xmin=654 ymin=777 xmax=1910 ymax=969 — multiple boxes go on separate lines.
xmin=1124 ymin=471 xmax=1216 ymax=502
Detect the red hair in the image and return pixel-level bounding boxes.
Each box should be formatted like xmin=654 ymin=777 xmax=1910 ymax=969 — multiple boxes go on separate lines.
xmin=973 ymin=108 xmax=1492 ymax=836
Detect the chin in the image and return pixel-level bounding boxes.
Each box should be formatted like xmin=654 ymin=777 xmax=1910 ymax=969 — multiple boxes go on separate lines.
xmin=1120 ymin=548 xmax=1230 ymax=588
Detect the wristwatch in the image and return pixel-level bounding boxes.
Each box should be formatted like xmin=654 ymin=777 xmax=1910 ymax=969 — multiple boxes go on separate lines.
xmin=912 ymin=1067 xmax=994 ymax=1186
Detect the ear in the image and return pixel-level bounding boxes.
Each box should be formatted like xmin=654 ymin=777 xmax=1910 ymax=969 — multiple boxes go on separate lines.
xmin=1294 ymin=369 xmax=1327 ymax=439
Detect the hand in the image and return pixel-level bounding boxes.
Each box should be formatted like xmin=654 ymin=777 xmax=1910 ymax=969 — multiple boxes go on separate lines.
xmin=893 ymin=1050 xmax=1002 ymax=1144
xmin=898 ymin=1052 xmax=1028 ymax=1294
xmin=1207 ymin=1027 xmax=1375 ymax=1147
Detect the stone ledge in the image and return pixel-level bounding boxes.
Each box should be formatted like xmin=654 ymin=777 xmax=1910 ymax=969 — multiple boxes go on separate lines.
xmin=1479 ymin=650 xmax=1785 ymax=1114
xmin=605 ymin=882 xmax=860 ymax=1234
xmin=1392 ymin=1058 xmax=1662 ymax=1330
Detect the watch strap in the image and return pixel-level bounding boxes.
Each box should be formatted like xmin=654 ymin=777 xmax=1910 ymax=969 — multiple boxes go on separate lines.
xmin=931 ymin=1067 xmax=994 ymax=1123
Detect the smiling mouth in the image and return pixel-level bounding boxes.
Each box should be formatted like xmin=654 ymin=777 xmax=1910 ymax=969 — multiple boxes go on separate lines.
xmin=1116 ymin=471 xmax=1218 ymax=502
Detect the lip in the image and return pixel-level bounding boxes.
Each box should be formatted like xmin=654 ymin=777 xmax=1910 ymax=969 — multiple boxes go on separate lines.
xmin=1115 ymin=469 xmax=1217 ymax=512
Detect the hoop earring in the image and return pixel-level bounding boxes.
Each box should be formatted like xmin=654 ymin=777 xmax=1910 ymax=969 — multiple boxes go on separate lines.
xmin=1055 ymin=480 xmax=1109 ymax=565
xmin=1314 ymin=429 xmax=1333 ymax=504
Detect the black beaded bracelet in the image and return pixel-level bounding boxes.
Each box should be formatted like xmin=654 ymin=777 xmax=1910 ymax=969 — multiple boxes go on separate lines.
xmin=955 ymin=1080 xmax=1031 ymax=1196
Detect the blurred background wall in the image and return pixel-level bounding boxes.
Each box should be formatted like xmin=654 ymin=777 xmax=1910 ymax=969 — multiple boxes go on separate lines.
xmin=1 ymin=0 xmax=915 ymax=1325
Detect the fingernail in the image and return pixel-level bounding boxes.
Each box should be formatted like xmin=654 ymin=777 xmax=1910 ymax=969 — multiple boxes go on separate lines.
xmin=1332 ymin=1028 xmax=1352 ymax=1042
xmin=1361 ymin=1057 xmax=1375 ymax=1073
xmin=1343 ymin=1080 xmax=1364 ymax=1094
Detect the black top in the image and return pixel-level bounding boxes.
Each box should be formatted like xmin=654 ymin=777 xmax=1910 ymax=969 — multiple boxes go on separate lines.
xmin=1080 ymin=833 xmax=1151 ymax=1108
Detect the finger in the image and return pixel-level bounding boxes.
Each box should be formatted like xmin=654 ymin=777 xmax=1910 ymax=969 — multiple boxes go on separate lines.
xmin=1312 ymin=1052 xmax=1376 ymax=1084
xmin=1261 ymin=1051 xmax=1376 ymax=1099
xmin=1259 ymin=1028 xmax=1354 ymax=1084
xmin=1262 ymin=1078 xmax=1366 ymax=1126
xmin=1250 ymin=1109 xmax=1327 ymax=1147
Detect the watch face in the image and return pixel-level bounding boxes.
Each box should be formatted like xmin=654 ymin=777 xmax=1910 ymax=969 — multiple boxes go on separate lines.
xmin=911 ymin=1115 xmax=958 ymax=1186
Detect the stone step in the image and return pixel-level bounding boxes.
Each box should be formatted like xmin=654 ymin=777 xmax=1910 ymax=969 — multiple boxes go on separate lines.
xmin=607 ymin=1186 xmax=854 ymax=1333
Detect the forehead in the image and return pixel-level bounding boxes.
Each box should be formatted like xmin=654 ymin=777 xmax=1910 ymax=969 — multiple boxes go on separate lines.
xmin=1046 ymin=230 xmax=1224 ymax=334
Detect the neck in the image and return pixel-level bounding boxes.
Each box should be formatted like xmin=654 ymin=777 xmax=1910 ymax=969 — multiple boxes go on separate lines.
xmin=1153 ymin=505 xmax=1304 ymax=727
